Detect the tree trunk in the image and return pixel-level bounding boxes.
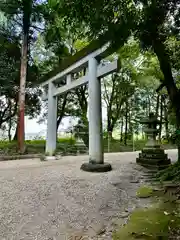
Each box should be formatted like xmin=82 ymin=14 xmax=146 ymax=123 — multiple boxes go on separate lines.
xmin=18 ymin=0 xmax=32 ymax=153
xmin=124 ymin=101 xmax=128 ymax=145
xmin=142 ymin=126 xmax=144 ymax=140
xmin=128 ymin=107 xmax=132 ymax=140
xmin=57 ymin=116 xmax=63 ymax=132
xmin=164 ymin=102 xmax=169 ymax=140
xmin=159 ymin=95 xmax=163 ymax=140
xmin=13 ymin=124 xmax=18 ymax=141
xmin=155 ymin=95 xmax=160 ymax=117
xmin=56 ymin=93 xmax=68 ymax=131
xmin=8 ymin=99 xmax=12 ymax=141
xmin=107 ymin=115 xmax=113 ymax=141
xmin=148 ymin=95 xmax=151 ymax=116
xmin=153 ymin=37 xmax=180 ymax=160
xmin=120 ymin=117 xmax=123 ymax=142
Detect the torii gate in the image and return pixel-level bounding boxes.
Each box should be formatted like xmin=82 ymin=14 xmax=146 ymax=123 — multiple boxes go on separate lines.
xmin=41 ymin=43 xmax=118 ymax=172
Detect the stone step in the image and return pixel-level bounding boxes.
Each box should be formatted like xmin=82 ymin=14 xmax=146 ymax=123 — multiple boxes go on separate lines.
xmin=136 ymin=158 xmax=171 ymax=170
xmin=139 ymin=153 xmax=168 ymax=159
xmin=142 ymin=149 xmax=165 ymax=154
xmin=137 ymin=157 xmax=170 ymax=164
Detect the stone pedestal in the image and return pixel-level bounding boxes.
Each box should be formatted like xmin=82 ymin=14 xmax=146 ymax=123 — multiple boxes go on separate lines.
xmin=136 ymin=148 xmax=171 ymax=170
xmin=80 ymin=162 xmax=112 ymax=172
xmin=136 ymin=113 xmax=171 ymax=170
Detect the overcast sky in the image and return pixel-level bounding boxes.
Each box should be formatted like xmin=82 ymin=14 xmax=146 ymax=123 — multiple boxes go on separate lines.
xmin=25 ymin=105 xmax=107 ymax=135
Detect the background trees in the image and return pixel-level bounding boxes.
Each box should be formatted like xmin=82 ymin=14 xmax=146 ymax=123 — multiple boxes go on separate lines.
xmin=0 ymin=0 xmax=179 ymax=155
xmin=53 ymin=0 xmax=180 ymax=154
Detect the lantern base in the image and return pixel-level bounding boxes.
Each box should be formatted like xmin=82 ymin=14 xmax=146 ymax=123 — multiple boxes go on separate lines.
xmin=136 ymin=147 xmax=171 ymax=170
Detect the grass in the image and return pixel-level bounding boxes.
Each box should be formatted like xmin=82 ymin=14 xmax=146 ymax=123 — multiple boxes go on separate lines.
xmin=103 ymin=139 xmax=147 ymax=153
xmin=103 ymin=138 xmax=176 ymax=153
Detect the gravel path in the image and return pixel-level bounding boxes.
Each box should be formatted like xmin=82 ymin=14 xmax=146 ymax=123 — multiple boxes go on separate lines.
xmin=0 ymin=150 xmax=177 ymax=240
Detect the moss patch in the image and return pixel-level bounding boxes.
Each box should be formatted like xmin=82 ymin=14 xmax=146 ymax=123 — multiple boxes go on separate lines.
xmin=136 ymin=186 xmax=154 ymax=198
xmin=113 ymin=201 xmax=180 ymax=240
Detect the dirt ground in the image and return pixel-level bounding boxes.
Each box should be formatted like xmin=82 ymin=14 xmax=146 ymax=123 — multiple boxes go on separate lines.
xmin=0 ymin=150 xmax=177 ymax=240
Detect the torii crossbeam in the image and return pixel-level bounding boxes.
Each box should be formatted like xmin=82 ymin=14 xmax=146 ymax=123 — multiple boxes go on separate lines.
xmin=41 ymin=42 xmax=118 ymax=172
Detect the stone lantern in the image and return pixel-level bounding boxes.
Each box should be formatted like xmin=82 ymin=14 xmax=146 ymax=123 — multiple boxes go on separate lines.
xmin=74 ymin=120 xmax=88 ymax=154
xmin=136 ymin=112 xmax=171 ymax=169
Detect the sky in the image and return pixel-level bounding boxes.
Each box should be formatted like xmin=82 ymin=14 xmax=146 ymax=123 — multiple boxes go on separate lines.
xmin=25 ymin=117 xmax=46 ymax=134
xmin=25 ymin=116 xmax=71 ymax=134
xmin=25 ymin=105 xmax=108 ymax=136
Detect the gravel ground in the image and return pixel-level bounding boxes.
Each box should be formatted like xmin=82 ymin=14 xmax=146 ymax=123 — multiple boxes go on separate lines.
xmin=0 ymin=150 xmax=177 ymax=240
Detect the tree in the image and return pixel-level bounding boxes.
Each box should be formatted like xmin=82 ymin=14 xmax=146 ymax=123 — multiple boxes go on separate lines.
xmin=102 ymin=73 xmax=135 ymax=138
xmin=59 ymin=0 xmax=180 ymax=158
xmin=38 ymin=12 xmax=90 ymax=136
xmin=0 ymin=23 xmax=41 ymax=140
xmin=0 ymin=0 xmax=45 ymax=151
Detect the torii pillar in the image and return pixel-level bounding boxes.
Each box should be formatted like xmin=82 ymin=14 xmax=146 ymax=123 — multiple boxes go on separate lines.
xmin=46 ymin=82 xmax=57 ymax=157
xmin=80 ymin=57 xmax=112 ymax=172
xmin=42 ymin=44 xmax=117 ymax=171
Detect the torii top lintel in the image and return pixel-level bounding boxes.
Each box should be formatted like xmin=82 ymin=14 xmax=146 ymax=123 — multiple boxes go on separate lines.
xmin=40 ymin=37 xmax=114 ymax=87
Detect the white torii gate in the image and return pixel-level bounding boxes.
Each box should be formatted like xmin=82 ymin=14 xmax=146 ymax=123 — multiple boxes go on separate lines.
xmin=41 ymin=44 xmax=118 ymax=172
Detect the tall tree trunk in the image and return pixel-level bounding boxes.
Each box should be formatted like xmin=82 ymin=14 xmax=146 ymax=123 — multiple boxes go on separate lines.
xmin=156 ymin=95 xmax=160 ymax=117
xmin=56 ymin=93 xmax=68 ymax=131
xmin=164 ymin=102 xmax=169 ymax=140
xmin=159 ymin=95 xmax=163 ymax=140
xmin=120 ymin=117 xmax=123 ymax=142
xmin=128 ymin=117 xmax=131 ymax=140
xmin=8 ymin=99 xmax=12 ymax=141
xmin=124 ymin=101 xmax=128 ymax=145
xmin=128 ymin=105 xmax=133 ymax=140
xmin=13 ymin=124 xmax=18 ymax=141
xmin=107 ymin=115 xmax=113 ymax=140
xmin=142 ymin=126 xmax=144 ymax=140
xmin=18 ymin=0 xmax=32 ymax=153
xmin=148 ymin=95 xmax=151 ymax=115
xmin=153 ymin=37 xmax=180 ymax=160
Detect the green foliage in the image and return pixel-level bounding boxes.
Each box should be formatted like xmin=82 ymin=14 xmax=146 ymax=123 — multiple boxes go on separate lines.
xmin=166 ymin=37 xmax=180 ymax=72
xmin=0 ymin=16 xmax=42 ymax=129
xmin=25 ymin=137 xmax=76 ymax=145
xmin=156 ymin=162 xmax=180 ymax=182
xmin=0 ymin=137 xmax=76 ymax=155
xmin=0 ymin=138 xmax=176 ymax=156
xmin=57 ymin=0 xmax=180 ymax=148
xmin=0 ymin=0 xmax=180 ymax=157
xmin=103 ymin=139 xmax=146 ymax=153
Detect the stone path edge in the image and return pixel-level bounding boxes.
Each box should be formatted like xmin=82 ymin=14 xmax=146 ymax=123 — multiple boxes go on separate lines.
xmin=0 ymin=154 xmax=43 ymax=161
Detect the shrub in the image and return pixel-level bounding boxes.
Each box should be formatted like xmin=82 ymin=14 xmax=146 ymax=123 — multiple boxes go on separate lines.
xmin=156 ymin=162 xmax=180 ymax=182
xmin=57 ymin=137 xmax=76 ymax=145
xmin=0 ymin=137 xmax=76 ymax=155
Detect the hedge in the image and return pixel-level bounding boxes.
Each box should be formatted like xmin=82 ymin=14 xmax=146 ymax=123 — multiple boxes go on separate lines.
xmin=0 ymin=138 xmax=176 ymax=156
xmin=0 ymin=137 xmax=77 ymax=155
